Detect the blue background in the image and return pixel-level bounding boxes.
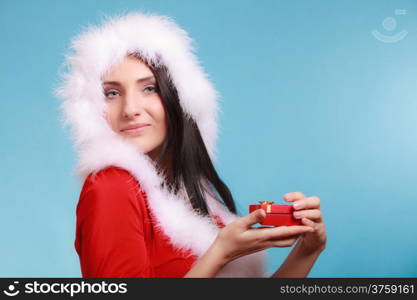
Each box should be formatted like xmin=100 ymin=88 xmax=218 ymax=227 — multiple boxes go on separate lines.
xmin=1 ymin=0 xmax=416 ymax=277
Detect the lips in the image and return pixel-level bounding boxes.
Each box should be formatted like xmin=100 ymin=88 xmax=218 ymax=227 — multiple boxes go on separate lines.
xmin=120 ymin=123 xmax=150 ymax=131
xmin=120 ymin=124 xmax=151 ymax=136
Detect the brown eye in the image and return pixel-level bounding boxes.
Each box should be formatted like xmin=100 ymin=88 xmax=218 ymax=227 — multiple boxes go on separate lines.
xmin=143 ymin=85 xmax=158 ymax=93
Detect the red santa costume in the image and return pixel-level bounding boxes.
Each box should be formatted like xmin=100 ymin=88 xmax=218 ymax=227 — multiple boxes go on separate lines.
xmin=56 ymin=12 xmax=267 ymax=277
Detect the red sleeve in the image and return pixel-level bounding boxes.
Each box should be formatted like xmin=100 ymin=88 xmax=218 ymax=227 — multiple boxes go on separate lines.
xmin=74 ymin=167 xmax=153 ymax=278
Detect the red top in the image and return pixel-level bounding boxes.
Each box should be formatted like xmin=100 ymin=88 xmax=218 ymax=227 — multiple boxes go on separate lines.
xmin=74 ymin=166 xmax=224 ymax=278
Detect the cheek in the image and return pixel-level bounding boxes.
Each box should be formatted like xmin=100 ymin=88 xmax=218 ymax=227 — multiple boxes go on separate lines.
xmin=150 ymin=99 xmax=167 ymax=129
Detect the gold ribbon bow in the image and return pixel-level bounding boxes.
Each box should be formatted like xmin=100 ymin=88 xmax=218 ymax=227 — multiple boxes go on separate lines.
xmin=259 ymin=201 xmax=275 ymax=213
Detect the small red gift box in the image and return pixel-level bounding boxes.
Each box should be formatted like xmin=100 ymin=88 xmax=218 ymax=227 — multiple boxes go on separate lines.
xmin=249 ymin=201 xmax=302 ymax=226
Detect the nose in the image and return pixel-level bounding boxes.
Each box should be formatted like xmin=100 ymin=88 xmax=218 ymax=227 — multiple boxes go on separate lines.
xmin=122 ymin=90 xmax=143 ymax=119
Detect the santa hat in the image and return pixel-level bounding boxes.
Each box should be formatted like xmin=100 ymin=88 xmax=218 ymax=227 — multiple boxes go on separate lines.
xmin=55 ymin=11 xmax=267 ymax=277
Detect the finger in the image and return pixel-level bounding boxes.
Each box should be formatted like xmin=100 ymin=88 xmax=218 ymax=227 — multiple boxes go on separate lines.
xmin=283 ymin=192 xmax=305 ymax=202
xmin=301 ymin=217 xmax=317 ymax=230
xmin=268 ymin=236 xmax=299 ymax=248
xmin=260 ymin=225 xmax=314 ymax=240
xmin=293 ymin=209 xmax=322 ymax=220
xmin=292 ymin=196 xmax=321 ymax=210
xmin=239 ymin=209 xmax=266 ymax=228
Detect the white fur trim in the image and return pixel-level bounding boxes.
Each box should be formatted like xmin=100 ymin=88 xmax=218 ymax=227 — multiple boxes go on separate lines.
xmin=55 ymin=11 xmax=267 ymax=277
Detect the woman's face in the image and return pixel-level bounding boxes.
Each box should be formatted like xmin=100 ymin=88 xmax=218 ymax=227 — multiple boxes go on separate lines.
xmin=102 ymin=55 xmax=167 ymax=161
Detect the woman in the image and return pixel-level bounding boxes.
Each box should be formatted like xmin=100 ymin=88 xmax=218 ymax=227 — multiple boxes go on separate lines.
xmin=56 ymin=12 xmax=327 ymax=278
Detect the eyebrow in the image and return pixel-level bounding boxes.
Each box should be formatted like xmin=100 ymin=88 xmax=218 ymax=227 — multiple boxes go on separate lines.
xmin=103 ymin=76 xmax=156 ymax=86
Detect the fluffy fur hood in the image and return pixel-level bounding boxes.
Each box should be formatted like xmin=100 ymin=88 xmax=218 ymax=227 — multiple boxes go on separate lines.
xmin=55 ymin=11 xmax=267 ymax=277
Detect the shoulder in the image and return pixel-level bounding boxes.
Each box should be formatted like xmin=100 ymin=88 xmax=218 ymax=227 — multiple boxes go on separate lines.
xmin=79 ymin=166 xmax=147 ymax=207
xmin=82 ymin=166 xmax=140 ymax=193
xmin=85 ymin=166 xmax=135 ymax=186
xmin=76 ymin=166 xmax=152 ymax=241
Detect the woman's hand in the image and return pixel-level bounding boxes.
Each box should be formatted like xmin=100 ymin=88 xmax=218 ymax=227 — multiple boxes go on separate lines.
xmin=212 ymin=209 xmax=315 ymax=264
xmin=284 ymin=192 xmax=327 ymax=254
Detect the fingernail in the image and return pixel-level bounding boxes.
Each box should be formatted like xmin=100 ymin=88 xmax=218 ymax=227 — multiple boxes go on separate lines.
xmin=293 ymin=212 xmax=302 ymax=219
xmin=293 ymin=202 xmax=302 ymax=209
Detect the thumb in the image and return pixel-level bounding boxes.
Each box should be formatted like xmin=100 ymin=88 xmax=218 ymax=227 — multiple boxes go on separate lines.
xmin=242 ymin=209 xmax=266 ymax=228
